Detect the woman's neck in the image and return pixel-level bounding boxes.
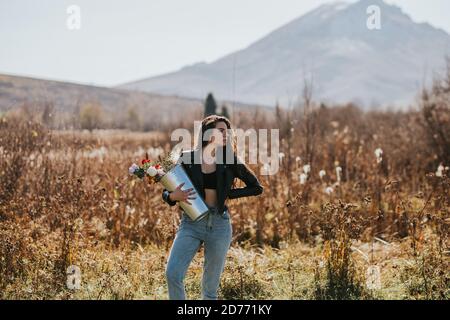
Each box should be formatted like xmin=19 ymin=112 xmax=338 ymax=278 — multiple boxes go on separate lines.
xmin=203 ymin=144 xmax=217 ymax=155
xmin=202 ymin=145 xmax=219 ymax=166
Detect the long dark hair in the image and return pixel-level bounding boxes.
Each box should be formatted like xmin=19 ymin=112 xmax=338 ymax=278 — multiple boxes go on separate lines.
xmin=195 ymin=114 xmax=240 ymax=188
xmin=195 ymin=114 xmax=237 ymax=156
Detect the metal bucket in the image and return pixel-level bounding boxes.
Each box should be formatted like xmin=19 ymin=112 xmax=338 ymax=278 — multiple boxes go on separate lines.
xmin=160 ymin=163 xmax=209 ymax=221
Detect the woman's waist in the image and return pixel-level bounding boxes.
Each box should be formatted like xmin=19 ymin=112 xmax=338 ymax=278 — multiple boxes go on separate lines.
xmin=180 ymin=203 xmax=229 ymax=215
xmin=206 ymin=203 xmax=229 ymax=215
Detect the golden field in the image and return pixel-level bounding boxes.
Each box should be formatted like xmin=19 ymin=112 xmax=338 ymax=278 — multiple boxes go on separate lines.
xmin=0 ymin=74 xmax=449 ymax=300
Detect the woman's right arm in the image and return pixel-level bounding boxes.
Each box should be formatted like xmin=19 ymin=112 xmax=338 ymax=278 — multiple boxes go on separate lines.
xmin=161 ymin=150 xmax=197 ymax=206
xmin=162 ymin=188 xmax=177 ymax=206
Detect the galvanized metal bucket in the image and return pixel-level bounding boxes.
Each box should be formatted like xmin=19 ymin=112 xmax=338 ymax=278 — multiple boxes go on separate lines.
xmin=160 ymin=163 xmax=209 ymax=221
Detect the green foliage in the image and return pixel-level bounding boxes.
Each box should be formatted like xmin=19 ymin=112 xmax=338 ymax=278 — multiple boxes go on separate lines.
xmin=79 ymin=103 xmax=103 ymax=131
xmin=313 ymin=239 xmax=369 ymax=300
xmin=204 ymin=93 xmax=217 ymax=117
xmin=401 ymin=242 xmax=450 ymax=300
xmin=221 ymin=105 xmax=230 ymax=119
xmin=126 ymin=106 xmax=141 ymax=131
xmin=220 ymin=265 xmax=269 ymax=300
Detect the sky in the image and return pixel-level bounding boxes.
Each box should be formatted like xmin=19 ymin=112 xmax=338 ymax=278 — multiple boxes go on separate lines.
xmin=0 ymin=0 xmax=449 ymax=87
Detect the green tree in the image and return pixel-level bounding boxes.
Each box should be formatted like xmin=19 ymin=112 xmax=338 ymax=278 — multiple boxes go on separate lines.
xmin=204 ymin=93 xmax=217 ymax=117
xmin=127 ymin=106 xmax=141 ymax=131
xmin=221 ymin=104 xmax=230 ymax=119
xmin=79 ymin=102 xmax=103 ymax=131
xmin=41 ymin=102 xmax=54 ymax=128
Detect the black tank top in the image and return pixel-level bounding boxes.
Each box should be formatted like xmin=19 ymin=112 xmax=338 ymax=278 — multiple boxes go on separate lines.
xmin=203 ymin=170 xmax=217 ymax=189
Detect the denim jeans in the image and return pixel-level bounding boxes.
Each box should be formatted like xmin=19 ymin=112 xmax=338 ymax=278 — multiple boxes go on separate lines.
xmin=165 ymin=205 xmax=233 ymax=300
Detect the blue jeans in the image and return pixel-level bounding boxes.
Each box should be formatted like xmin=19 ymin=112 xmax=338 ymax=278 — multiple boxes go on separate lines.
xmin=165 ymin=205 xmax=233 ymax=300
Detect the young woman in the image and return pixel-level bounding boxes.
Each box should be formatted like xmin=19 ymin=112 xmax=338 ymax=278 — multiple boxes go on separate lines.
xmin=161 ymin=114 xmax=264 ymax=300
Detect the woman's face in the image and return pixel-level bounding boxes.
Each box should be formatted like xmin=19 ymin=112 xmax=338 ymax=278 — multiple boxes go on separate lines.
xmin=209 ymin=121 xmax=228 ymax=147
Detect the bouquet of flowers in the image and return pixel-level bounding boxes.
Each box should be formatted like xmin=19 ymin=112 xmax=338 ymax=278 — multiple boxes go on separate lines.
xmin=128 ymin=151 xmax=177 ymax=184
xmin=128 ymin=148 xmax=210 ymax=221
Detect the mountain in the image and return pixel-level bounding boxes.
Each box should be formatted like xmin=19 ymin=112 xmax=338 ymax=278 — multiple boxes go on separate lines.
xmin=0 ymin=74 xmax=266 ymax=128
xmin=0 ymin=74 xmax=197 ymax=125
xmin=119 ymin=0 xmax=450 ymax=108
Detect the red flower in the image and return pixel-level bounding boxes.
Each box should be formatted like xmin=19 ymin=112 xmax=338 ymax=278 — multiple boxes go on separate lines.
xmin=141 ymin=159 xmax=151 ymax=165
xmin=155 ymin=164 xmax=161 ymax=169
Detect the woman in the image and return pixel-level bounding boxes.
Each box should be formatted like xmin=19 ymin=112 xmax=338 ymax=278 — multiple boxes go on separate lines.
xmin=161 ymin=114 xmax=264 ymax=300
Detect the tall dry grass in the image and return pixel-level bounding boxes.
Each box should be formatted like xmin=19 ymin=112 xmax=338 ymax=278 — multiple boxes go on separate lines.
xmin=0 ymin=68 xmax=449 ymax=299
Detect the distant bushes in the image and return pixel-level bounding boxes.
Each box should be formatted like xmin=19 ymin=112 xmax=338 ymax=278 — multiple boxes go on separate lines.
xmin=79 ymin=103 xmax=104 ymax=131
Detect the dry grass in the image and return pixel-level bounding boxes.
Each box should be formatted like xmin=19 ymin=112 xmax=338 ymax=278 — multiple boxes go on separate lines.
xmin=0 ymin=68 xmax=449 ymax=299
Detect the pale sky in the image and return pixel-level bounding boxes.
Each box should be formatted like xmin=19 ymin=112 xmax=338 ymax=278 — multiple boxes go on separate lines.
xmin=0 ymin=0 xmax=449 ymax=86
